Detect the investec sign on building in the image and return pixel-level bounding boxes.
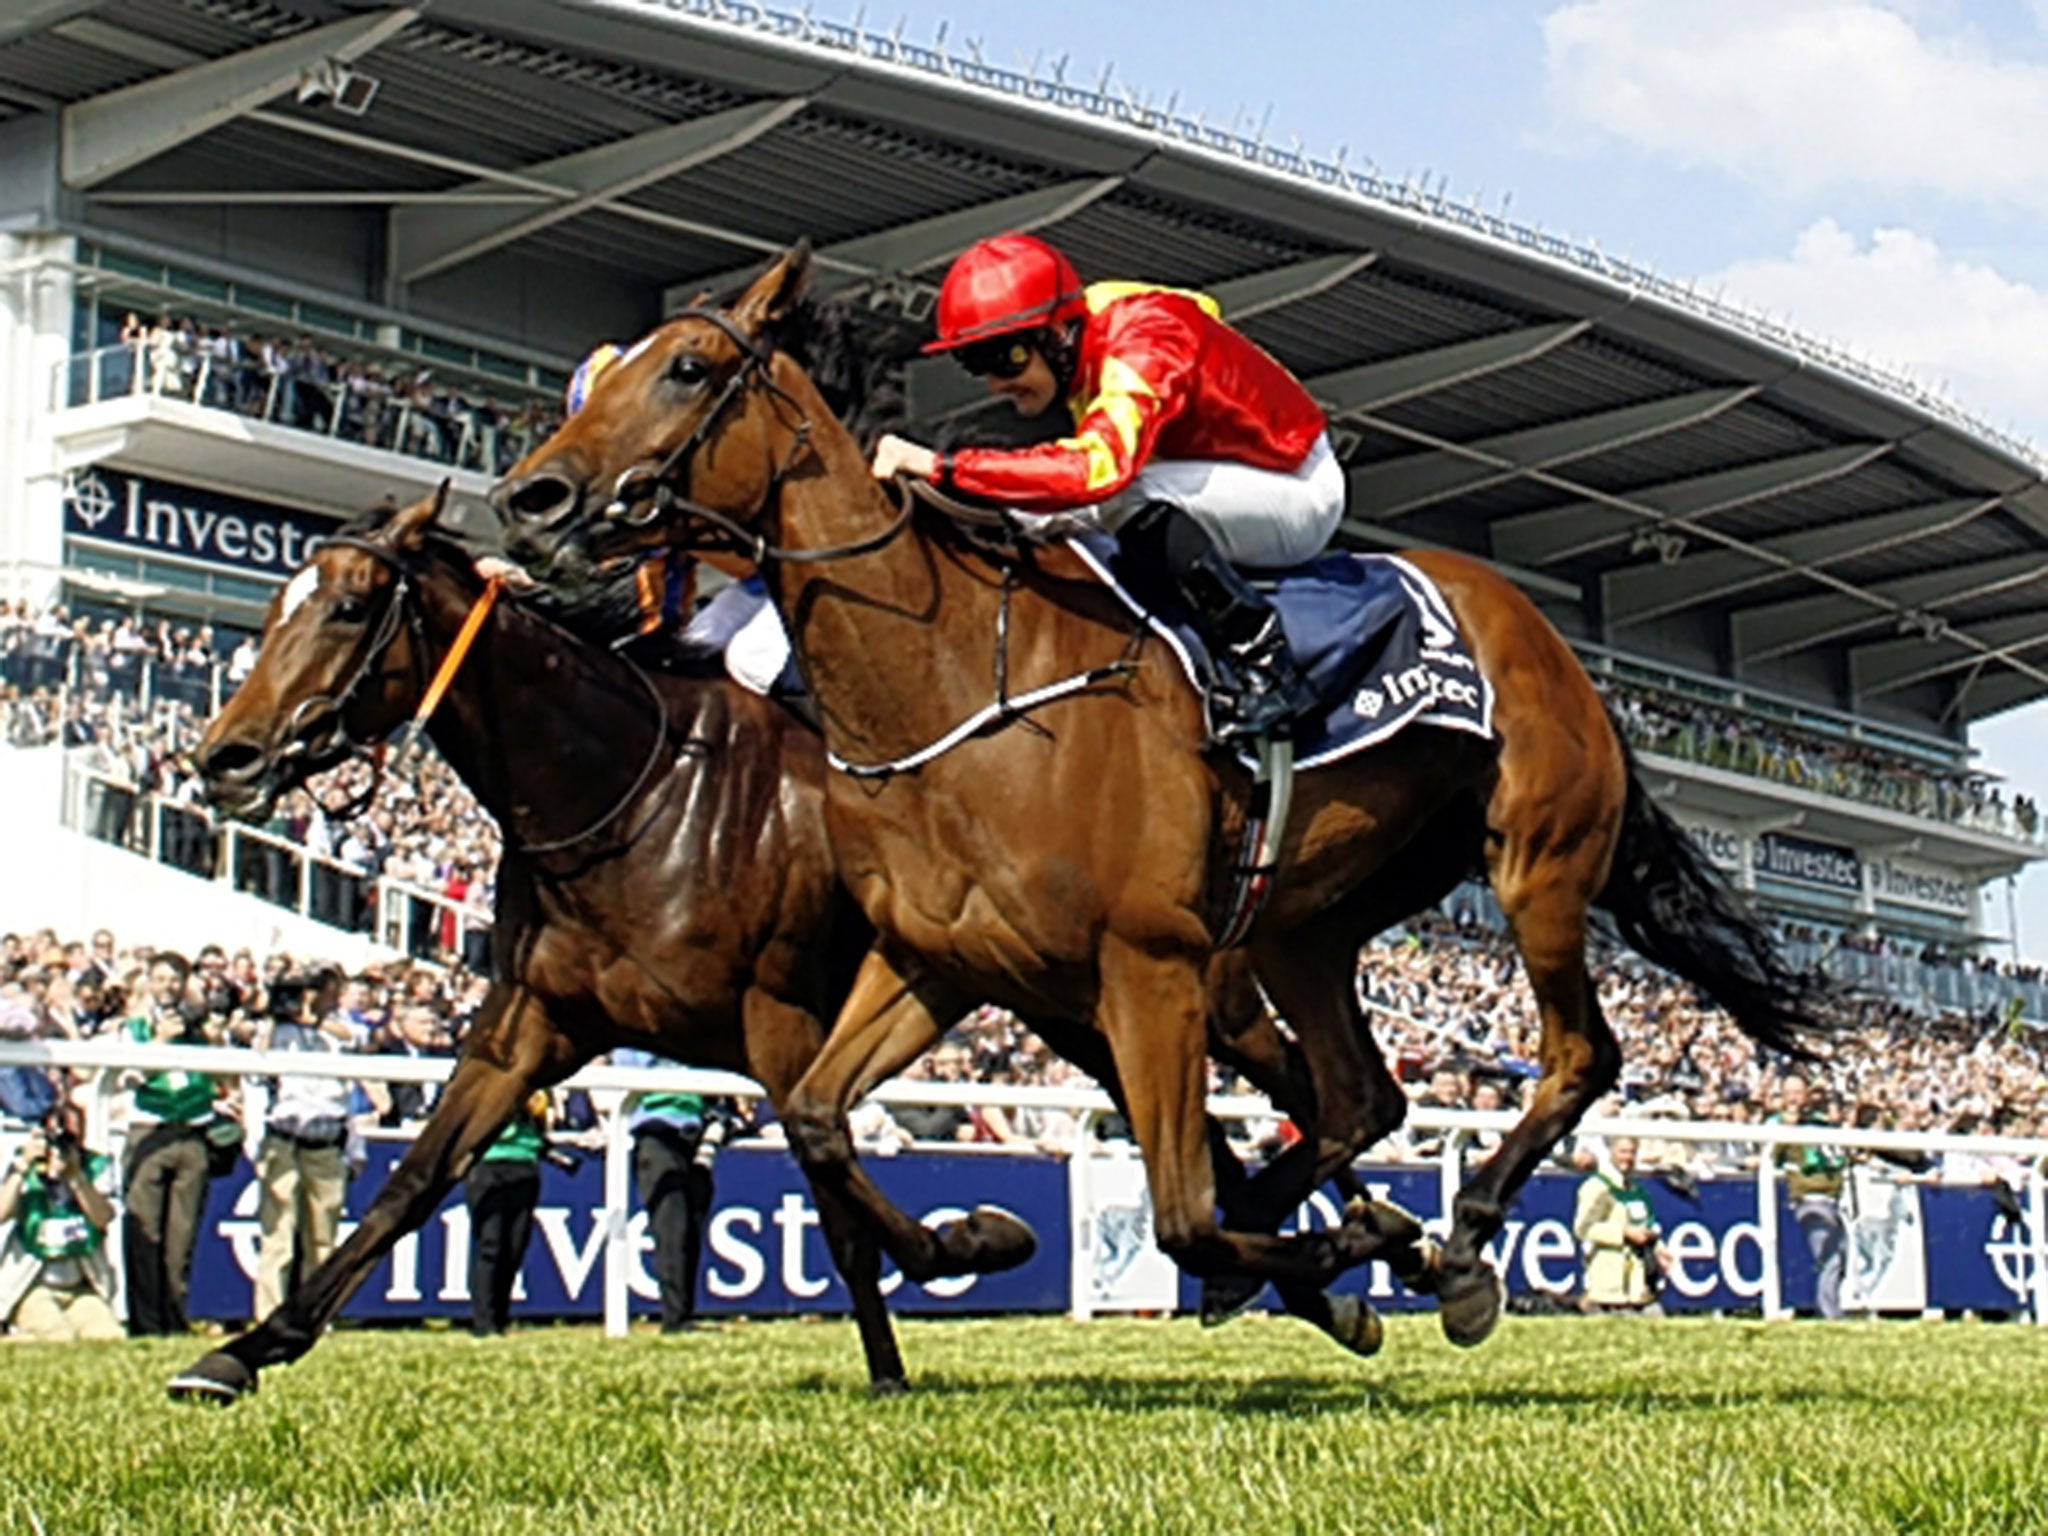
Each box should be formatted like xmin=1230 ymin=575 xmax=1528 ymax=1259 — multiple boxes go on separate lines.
xmin=63 ymin=467 xmax=332 ymax=579
xmin=1681 ymin=814 xmax=1976 ymax=918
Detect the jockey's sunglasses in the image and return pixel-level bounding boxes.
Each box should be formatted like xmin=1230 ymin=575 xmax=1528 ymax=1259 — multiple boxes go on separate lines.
xmin=954 ymin=337 xmax=1037 ymax=380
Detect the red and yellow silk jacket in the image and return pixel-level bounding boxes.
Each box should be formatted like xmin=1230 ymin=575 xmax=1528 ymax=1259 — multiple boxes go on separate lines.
xmin=936 ymin=282 xmax=1327 ymax=512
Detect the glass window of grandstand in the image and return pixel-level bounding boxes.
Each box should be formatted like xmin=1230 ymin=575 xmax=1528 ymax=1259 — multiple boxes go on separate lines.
xmin=65 ymin=253 xmax=568 ymax=478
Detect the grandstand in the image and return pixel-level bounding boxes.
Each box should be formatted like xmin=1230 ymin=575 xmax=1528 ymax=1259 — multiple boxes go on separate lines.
xmin=1 ymin=0 xmax=2046 ymax=1351
xmin=1 ymin=0 xmax=2044 ymax=976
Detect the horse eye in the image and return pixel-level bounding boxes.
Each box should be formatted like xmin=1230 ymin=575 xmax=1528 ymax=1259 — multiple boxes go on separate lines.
xmin=330 ymin=594 xmax=369 ymax=624
xmin=669 ymin=354 xmax=710 ymax=388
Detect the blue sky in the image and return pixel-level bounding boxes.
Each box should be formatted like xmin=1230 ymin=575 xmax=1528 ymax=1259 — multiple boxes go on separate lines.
xmin=872 ymin=0 xmax=2048 ymax=954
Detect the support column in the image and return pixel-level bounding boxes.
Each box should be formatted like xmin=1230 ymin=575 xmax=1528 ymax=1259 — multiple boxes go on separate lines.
xmin=0 ymin=232 xmax=77 ymax=608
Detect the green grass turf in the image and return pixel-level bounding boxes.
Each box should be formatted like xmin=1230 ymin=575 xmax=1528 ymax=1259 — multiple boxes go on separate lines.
xmin=5 ymin=1313 xmax=2045 ymax=1535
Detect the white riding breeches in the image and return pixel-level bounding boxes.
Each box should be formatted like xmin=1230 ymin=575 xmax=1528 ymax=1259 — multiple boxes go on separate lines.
xmin=677 ymin=432 xmax=1344 ymax=696
xmin=682 ymin=580 xmax=790 ymax=697
xmin=1029 ymin=431 xmax=1345 ymax=569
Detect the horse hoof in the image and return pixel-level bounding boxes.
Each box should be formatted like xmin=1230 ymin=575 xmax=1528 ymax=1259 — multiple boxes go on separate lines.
xmin=167 ymin=1351 xmax=256 ymax=1406
xmin=1437 ymin=1263 xmax=1505 ymax=1349
xmin=1324 ymin=1294 xmax=1385 ymax=1359
xmin=868 ymin=1376 xmax=911 ymax=1400
xmin=1199 ymin=1272 xmax=1266 ymax=1328
xmin=936 ymin=1205 xmax=1038 ymax=1274
xmin=1350 ymin=1198 xmax=1425 ymax=1248
xmin=1392 ymin=1236 xmax=1445 ymax=1296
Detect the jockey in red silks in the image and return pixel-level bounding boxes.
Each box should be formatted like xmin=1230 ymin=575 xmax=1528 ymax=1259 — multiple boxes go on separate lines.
xmin=871 ymin=231 xmax=1340 ymax=741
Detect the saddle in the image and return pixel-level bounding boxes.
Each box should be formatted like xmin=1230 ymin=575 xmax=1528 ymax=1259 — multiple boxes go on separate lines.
xmin=1074 ymin=539 xmax=1495 ymax=769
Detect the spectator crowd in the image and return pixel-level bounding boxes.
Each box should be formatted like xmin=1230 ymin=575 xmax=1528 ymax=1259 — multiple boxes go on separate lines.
xmin=4 ymin=606 xmax=499 ymax=946
xmin=1600 ymin=677 xmax=2042 ymax=843
xmin=85 ymin=310 xmax=564 ymax=478
xmin=1 ymin=915 xmax=2042 ymax=1338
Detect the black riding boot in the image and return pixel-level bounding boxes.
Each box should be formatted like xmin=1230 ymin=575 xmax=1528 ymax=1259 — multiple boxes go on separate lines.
xmin=1118 ymin=501 xmax=1320 ymax=743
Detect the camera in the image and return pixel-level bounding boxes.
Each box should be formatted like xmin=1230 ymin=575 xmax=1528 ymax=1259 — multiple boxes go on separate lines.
xmin=267 ymin=976 xmax=310 ymax=1022
xmin=38 ymin=1106 xmax=80 ymax=1159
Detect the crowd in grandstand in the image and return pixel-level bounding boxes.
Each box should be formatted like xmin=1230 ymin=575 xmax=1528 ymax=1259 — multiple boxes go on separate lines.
xmin=1600 ymin=677 xmax=2043 ymax=842
xmin=4 ymin=918 xmax=2041 ymax=1163
xmin=3 ymin=609 xmax=501 ymax=931
xmin=87 ymin=310 xmax=563 ymax=477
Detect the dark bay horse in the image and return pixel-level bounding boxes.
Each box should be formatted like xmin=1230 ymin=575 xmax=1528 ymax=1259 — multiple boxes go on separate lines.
xmin=169 ymin=490 xmax=908 ymax=1400
xmin=171 ymin=492 xmax=1370 ymax=1401
xmin=496 ymin=246 xmax=1827 ymax=1349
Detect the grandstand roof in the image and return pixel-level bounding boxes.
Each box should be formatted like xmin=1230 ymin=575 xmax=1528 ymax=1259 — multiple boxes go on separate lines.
xmin=6 ymin=0 xmax=2048 ymax=739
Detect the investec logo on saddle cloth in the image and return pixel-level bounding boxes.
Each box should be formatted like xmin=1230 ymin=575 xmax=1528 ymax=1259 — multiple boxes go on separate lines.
xmin=1074 ymin=539 xmax=1495 ymax=770
xmin=63 ymin=467 xmax=333 ymax=580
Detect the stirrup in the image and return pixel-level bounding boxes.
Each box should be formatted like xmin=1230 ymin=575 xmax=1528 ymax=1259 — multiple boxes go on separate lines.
xmin=1211 ymin=620 xmax=1319 ymax=744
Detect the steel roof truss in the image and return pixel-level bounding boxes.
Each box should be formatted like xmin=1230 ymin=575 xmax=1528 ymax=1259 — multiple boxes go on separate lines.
xmin=1491 ymin=443 xmax=1888 ymax=567
xmin=1307 ymin=319 xmax=1589 ymax=417
xmin=1732 ymin=553 xmax=2048 ymax=666
xmin=1854 ymin=612 xmax=2048 ymax=697
xmin=60 ymin=8 xmax=419 ymax=189
xmin=392 ymin=97 xmax=808 ymax=284
xmin=1213 ymin=252 xmax=1378 ymax=321
xmin=671 ymin=175 xmax=1127 ymax=305
xmin=244 ymin=106 xmax=862 ymax=273
xmin=1603 ymin=496 xmax=1998 ymax=629
xmin=1351 ymin=386 xmax=1756 ymax=522
xmin=1 ymin=1 xmax=113 ymax=49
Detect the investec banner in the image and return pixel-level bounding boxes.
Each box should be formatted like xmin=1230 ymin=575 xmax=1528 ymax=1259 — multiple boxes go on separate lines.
xmin=63 ymin=466 xmax=332 ymax=580
xmin=1867 ymin=854 xmax=1975 ymax=917
xmin=181 ymin=1143 xmax=2036 ymax=1321
xmin=1755 ymin=831 xmax=1863 ymax=894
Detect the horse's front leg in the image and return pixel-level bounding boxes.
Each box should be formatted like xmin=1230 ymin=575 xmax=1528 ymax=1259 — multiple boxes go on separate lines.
xmin=742 ymin=985 xmax=907 ymax=1395
xmin=782 ymin=947 xmax=1035 ymax=1281
xmin=1093 ymin=935 xmax=1385 ymax=1291
xmin=168 ymin=983 xmax=586 ymax=1403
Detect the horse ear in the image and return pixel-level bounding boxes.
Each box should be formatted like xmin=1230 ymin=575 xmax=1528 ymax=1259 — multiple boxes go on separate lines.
xmin=731 ymin=240 xmax=812 ymax=339
xmin=386 ymin=481 xmax=450 ymax=550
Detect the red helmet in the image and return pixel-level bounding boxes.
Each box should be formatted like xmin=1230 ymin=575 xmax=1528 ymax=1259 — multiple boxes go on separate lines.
xmin=924 ymin=233 xmax=1086 ymax=354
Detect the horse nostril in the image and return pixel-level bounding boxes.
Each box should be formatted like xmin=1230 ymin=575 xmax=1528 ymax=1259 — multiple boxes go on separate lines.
xmin=495 ymin=472 xmax=579 ymax=526
xmin=200 ymin=740 xmax=264 ymax=782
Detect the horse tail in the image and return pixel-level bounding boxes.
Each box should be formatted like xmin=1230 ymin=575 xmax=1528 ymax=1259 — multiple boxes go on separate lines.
xmin=1595 ymin=728 xmax=1833 ymax=1055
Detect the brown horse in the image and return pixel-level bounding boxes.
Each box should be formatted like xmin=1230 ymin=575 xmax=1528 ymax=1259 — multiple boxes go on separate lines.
xmin=169 ymin=492 xmax=1371 ymax=1401
xmin=168 ymin=490 xmax=911 ymax=1400
xmin=496 ymin=247 xmax=1826 ymax=1348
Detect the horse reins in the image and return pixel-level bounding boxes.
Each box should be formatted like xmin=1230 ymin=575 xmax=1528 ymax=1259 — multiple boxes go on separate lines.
xmin=572 ymin=316 xmax=1146 ymax=781
xmin=282 ymin=533 xmax=678 ymax=859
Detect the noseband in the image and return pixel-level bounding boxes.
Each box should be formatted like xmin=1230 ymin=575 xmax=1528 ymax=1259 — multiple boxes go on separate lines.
xmin=270 ymin=533 xmax=678 ymax=859
xmin=276 ymin=532 xmax=426 ymax=821
xmin=594 ymin=307 xmax=912 ymax=568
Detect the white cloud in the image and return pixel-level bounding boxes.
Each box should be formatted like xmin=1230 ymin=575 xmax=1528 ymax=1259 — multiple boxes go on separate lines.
xmin=1543 ymin=1 xmax=2048 ymax=211
xmin=1701 ymin=219 xmax=2048 ymax=445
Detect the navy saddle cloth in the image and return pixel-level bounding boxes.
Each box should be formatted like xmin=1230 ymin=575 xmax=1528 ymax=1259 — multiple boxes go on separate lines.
xmin=1072 ymin=538 xmax=1496 ymax=769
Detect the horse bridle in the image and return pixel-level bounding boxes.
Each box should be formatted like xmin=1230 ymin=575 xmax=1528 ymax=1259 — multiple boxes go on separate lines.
xmin=274 ymin=532 xmax=426 ymax=822
xmin=272 ymin=533 xmax=677 ymax=857
xmin=593 ymin=306 xmax=913 ymax=568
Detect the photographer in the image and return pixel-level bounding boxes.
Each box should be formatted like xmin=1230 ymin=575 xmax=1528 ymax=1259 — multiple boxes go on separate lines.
xmin=1573 ymin=1136 xmax=1669 ymax=1312
xmin=119 ymin=950 xmax=227 ymax=1336
xmin=0 ymin=1104 xmax=121 ymax=1341
xmin=252 ymin=966 xmax=357 ymax=1320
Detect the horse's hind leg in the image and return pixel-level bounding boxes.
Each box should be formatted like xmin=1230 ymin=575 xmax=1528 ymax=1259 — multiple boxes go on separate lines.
xmin=1431 ymin=868 xmax=1619 ymax=1348
xmin=168 ymin=983 xmax=586 ymax=1403
xmin=743 ymin=986 xmax=907 ymax=1395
